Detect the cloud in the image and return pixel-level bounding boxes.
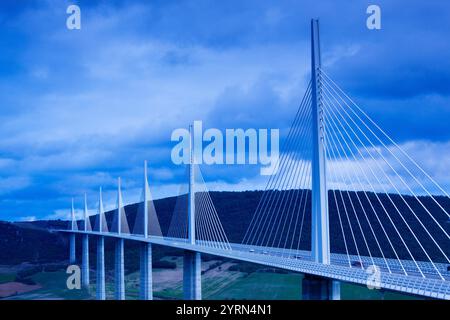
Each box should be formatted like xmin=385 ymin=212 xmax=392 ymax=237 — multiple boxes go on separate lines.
xmin=206 ymin=72 xmax=308 ymax=130
xmin=326 ymin=139 xmax=450 ymax=196
xmin=44 ymin=208 xmax=82 ymax=221
xmin=20 ymin=216 xmax=37 ymax=222
xmin=0 ymin=176 xmax=31 ymax=195
xmin=0 ymin=158 xmax=15 ymax=170
xmin=0 ymin=0 xmax=449 ymax=221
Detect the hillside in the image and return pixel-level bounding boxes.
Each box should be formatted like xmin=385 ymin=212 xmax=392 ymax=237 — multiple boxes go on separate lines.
xmin=0 ymin=190 xmax=449 ymax=266
xmin=0 ymin=221 xmax=66 ymax=265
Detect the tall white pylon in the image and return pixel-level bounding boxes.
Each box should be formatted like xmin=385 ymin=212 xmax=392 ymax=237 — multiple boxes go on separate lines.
xmin=71 ymin=198 xmax=78 ymax=231
xmin=143 ymin=160 xmax=150 ymax=238
xmin=114 ymin=177 xmax=129 ymax=234
xmin=134 ymin=160 xmax=163 ymax=237
xmin=96 ymin=187 xmax=106 ymax=300
xmin=117 ymin=177 xmax=123 ymax=234
xmin=310 ymin=18 xmax=330 ymax=265
xmin=84 ymin=193 xmax=92 ymax=232
xmin=96 ymin=187 xmax=108 ymax=233
xmin=188 ymin=124 xmax=196 ymax=245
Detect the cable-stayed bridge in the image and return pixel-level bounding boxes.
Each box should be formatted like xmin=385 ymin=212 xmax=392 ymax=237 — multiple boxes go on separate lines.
xmin=60 ymin=20 xmax=450 ymax=300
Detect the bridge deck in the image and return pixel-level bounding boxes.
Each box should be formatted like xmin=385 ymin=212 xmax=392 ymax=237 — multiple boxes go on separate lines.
xmin=59 ymin=230 xmax=450 ymax=300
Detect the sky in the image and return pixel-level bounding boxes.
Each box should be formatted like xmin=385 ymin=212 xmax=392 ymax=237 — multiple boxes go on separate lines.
xmin=0 ymin=0 xmax=449 ymax=221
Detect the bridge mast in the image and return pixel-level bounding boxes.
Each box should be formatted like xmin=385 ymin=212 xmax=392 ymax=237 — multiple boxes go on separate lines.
xmin=302 ymin=18 xmax=340 ymax=301
xmin=143 ymin=160 xmax=149 ymax=238
xmin=82 ymin=194 xmax=90 ymax=288
xmin=96 ymin=188 xmax=106 ymax=300
xmin=183 ymin=123 xmax=202 ymax=300
xmin=310 ymin=19 xmax=330 ymax=265
xmin=140 ymin=160 xmax=153 ymax=300
xmin=115 ymin=177 xmax=125 ymax=299
xmin=188 ymin=124 xmax=196 ymax=245
xmin=69 ymin=199 xmax=76 ymax=264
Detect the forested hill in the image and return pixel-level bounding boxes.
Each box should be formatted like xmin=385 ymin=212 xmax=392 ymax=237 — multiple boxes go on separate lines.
xmin=1 ymin=190 xmax=449 ymax=265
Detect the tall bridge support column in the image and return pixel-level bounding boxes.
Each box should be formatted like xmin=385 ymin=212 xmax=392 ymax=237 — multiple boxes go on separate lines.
xmin=183 ymin=250 xmax=201 ymax=300
xmin=303 ymin=19 xmax=340 ymax=301
xmin=69 ymin=233 xmax=76 ymax=264
xmin=82 ymin=234 xmax=90 ymax=288
xmin=330 ymin=279 xmax=341 ymax=300
xmin=302 ymin=275 xmax=340 ymax=300
xmin=96 ymin=236 xmax=106 ymax=300
xmin=310 ymin=19 xmax=330 ymax=265
xmin=115 ymin=238 xmax=125 ymax=300
xmin=182 ymin=125 xmax=201 ymax=300
xmin=139 ymin=242 xmax=153 ymax=300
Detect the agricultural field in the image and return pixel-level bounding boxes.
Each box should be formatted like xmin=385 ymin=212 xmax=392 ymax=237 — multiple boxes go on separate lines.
xmin=0 ymin=257 xmax=419 ymax=300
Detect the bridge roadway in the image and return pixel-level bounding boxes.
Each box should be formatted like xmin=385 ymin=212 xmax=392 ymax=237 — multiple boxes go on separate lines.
xmin=59 ymin=230 xmax=450 ymax=300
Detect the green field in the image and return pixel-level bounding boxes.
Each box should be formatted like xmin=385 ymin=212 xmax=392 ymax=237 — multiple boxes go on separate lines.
xmin=0 ymin=259 xmax=421 ymax=300
xmin=3 ymin=271 xmax=91 ymax=300
xmin=203 ymin=271 xmax=418 ymax=300
xmin=30 ymin=272 xmax=91 ymax=300
xmin=0 ymin=273 xmax=15 ymax=284
xmin=341 ymin=282 xmax=420 ymax=300
xmin=209 ymin=272 xmax=303 ymax=300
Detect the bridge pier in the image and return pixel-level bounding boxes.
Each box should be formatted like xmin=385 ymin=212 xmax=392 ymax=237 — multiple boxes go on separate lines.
xmin=115 ymin=238 xmax=125 ymax=300
xmin=330 ymin=279 xmax=341 ymax=300
xmin=139 ymin=243 xmax=153 ymax=300
xmin=82 ymin=234 xmax=90 ymax=288
xmin=183 ymin=250 xmax=201 ymax=300
xmin=302 ymin=275 xmax=340 ymax=300
xmin=96 ymin=236 xmax=106 ymax=300
xmin=69 ymin=233 xmax=76 ymax=264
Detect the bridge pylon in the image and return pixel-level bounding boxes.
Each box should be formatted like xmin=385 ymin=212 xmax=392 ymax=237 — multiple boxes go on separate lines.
xmin=114 ymin=178 xmax=125 ymax=300
xmin=310 ymin=18 xmax=330 ymax=265
xmin=183 ymin=123 xmax=202 ymax=300
xmin=96 ymin=188 xmax=106 ymax=300
xmin=69 ymin=198 xmax=76 ymax=264
xmin=305 ymin=18 xmax=340 ymax=300
xmin=81 ymin=194 xmax=90 ymax=288
xmin=143 ymin=160 xmax=150 ymax=238
xmin=140 ymin=160 xmax=153 ymax=300
xmin=188 ymin=124 xmax=196 ymax=245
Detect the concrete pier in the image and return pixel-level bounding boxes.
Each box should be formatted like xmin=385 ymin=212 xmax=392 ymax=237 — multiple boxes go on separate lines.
xmin=96 ymin=236 xmax=106 ymax=300
xmin=330 ymin=279 xmax=341 ymax=300
xmin=183 ymin=250 xmax=201 ymax=300
xmin=139 ymin=242 xmax=153 ymax=300
xmin=82 ymin=234 xmax=90 ymax=288
xmin=302 ymin=275 xmax=340 ymax=300
xmin=115 ymin=238 xmax=125 ymax=300
xmin=69 ymin=233 xmax=76 ymax=264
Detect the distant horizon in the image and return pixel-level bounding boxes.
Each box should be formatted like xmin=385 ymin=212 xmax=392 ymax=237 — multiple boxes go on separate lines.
xmin=4 ymin=186 xmax=449 ymax=223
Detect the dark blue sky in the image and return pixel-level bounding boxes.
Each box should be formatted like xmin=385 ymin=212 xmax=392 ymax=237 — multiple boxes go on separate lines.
xmin=0 ymin=0 xmax=449 ymax=221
